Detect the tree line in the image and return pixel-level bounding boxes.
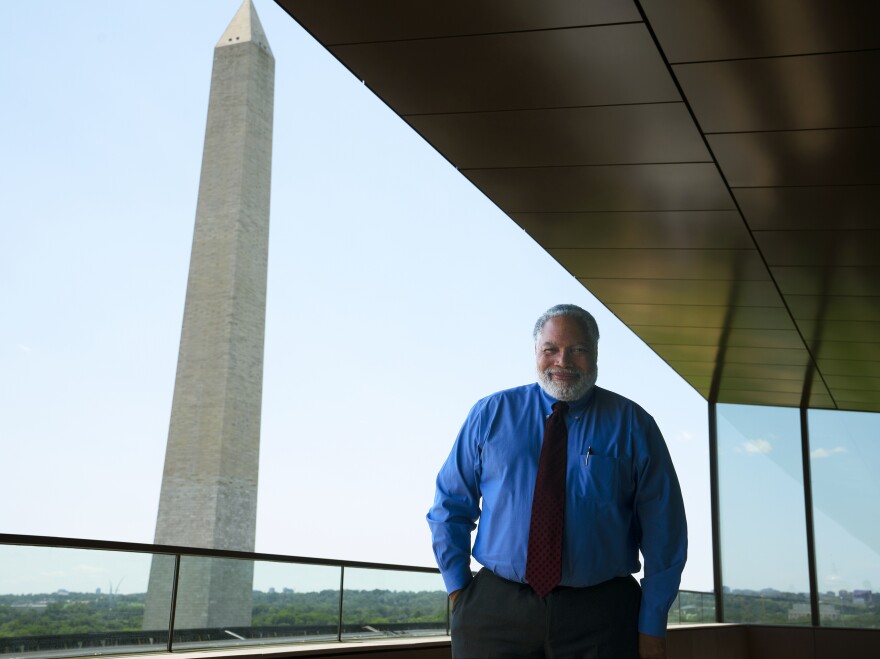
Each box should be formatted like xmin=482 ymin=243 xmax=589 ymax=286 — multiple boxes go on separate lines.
xmin=0 ymin=589 xmax=447 ymax=638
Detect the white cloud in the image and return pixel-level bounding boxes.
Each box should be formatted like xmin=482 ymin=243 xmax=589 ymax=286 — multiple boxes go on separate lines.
xmin=17 ymin=344 xmax=31 ymax=353
xmin=811 ymin=446 xmax=848 ymax=459
xmin=742 ymin=439 xmax=773 ymax=455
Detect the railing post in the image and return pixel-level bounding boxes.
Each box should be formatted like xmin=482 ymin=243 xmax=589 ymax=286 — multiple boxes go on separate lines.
xmin=708 ymin=401 xmax=724 ymax=622
xmin=800 ymin=406 xmax=820 ymax=626
xmin=166 ymin=554 xmax=181 ymax=652
xmin=336 ymin=565 xmax=345 ymax=642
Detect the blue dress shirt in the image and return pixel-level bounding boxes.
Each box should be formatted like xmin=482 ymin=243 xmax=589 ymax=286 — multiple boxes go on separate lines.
xmin=427 ymin=383 xmax=687 ymax=637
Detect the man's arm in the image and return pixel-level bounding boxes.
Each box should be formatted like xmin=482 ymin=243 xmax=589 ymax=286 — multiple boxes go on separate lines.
xmin=426 ymin=409 xmax=483 ymax=594
xmin=634 ymin=415 xmax=688 ymax=638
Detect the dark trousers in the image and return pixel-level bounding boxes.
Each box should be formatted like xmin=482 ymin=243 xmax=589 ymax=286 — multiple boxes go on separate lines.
xmin=451 ymin=568 xmax=640 ymax=659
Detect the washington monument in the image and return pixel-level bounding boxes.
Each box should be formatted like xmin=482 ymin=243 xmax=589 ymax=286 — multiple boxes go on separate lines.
xmin=143 ymin=0 xmax=274 ymax=631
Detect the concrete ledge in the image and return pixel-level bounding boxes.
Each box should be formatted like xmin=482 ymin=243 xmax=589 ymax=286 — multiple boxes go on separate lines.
xmin=57 ymin=625 xmax=880 ymax=659
xmin=150 ymin=637 xmax=451 ymax=659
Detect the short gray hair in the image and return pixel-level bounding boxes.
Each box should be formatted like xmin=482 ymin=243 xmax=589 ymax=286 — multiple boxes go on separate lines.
xmin=533 ymin=304 xmax=600 ymax=352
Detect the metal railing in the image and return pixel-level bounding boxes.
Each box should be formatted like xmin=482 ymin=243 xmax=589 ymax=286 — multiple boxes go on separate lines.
xmin=0 ymin=534 xmax=449 ymax=657
xmin=0 ymin=534 xmax=718 ymax=658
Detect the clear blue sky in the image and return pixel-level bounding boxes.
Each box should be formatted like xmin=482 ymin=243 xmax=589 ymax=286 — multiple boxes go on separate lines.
xmin=1 ymin=0 xmax=714 ymax=594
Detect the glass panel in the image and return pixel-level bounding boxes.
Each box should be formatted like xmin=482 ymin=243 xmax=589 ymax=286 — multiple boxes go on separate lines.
xmin=716 ymin=404 xmax=811 ymax=624
xmin=340 ymin=568 xmax=447 ymax=641
xmin=666 ymin=592 xmax=682 ymax=625
xmin=809 ymin=409 xmax=880 ymax=629
xmin=667 ymin=590 xmax=716 ymax=625
xmin=0 ymin=544 xmax=166 ymax=657
xmin=250 ymin=561 xmax=342 ymax=644
xmin=157 ymin=557 xmax=342 ymax=650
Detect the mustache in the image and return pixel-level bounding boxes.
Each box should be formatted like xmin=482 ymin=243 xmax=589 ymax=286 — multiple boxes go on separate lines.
xmin=544 ymin=368 xmax=583 ymax=377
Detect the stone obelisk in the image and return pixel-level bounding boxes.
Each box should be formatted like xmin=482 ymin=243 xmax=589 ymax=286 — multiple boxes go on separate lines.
xmin=143 ymin=0 xmax=273 ymax=632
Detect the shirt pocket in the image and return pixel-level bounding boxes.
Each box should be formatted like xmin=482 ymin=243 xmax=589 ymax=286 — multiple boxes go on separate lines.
xmin=575 ymin=453 xmax=618 ymax=503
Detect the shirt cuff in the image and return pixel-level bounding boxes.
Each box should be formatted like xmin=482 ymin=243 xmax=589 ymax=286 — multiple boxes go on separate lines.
xmin=638 ymin=603 xmax=669 ymax=638
xmin=441 ymin=565 xmax=474 ymax=594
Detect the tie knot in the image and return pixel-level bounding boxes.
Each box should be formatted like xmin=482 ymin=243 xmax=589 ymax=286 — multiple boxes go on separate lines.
xmin=552 ymin=401 xmax=568 ymax=414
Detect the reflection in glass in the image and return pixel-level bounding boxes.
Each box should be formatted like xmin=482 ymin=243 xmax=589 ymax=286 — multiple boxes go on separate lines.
xmin=340 ymin=568 xmax=447 ymax=640
xmin=0 ymin=545 xmax=167 ymax=656
xmin=716 ymin=404 xmax=810 ymax=624
xmin=809 ymin=409 xmax=880 ymax=629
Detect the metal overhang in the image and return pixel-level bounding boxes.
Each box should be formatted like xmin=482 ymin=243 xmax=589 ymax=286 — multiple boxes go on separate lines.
xmin=274 ymin=0 xmax=880 ymax=412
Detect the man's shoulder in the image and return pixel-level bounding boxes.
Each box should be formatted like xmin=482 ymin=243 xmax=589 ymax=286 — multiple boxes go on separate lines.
xmin=480 ymin=382 xmax=542 ymax=403
xmin=592 ymin=386 xmax=657 ymax=424
xmin=470 ymin=382 xmax=542 ymax=413
xmin=592 ymin=385 xmax=636 ymax=408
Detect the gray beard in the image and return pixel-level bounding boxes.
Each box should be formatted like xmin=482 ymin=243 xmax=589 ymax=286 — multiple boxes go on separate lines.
xmin=537 ymin=367 xmax=597 ymax=402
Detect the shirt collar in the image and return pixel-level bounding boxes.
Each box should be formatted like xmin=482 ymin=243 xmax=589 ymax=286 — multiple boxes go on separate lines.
xmin=537 ymin=383 xmax=596 ymax=417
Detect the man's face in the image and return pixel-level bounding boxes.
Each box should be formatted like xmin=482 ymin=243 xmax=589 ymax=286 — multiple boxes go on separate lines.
xmin=535 ymin=315 xmax=595 ymax=401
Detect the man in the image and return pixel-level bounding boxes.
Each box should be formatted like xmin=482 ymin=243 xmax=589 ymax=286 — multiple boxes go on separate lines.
xmin=427 ymin=304 xmax=686 ymax=658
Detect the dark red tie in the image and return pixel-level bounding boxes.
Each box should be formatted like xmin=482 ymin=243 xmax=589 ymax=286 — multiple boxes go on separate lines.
xmin=526 ymin=401 xmax=569 ymax=598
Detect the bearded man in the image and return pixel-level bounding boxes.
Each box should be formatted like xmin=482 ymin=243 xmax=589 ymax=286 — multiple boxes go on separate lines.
xmin=427 ymin=304 xmax=687 ymax=659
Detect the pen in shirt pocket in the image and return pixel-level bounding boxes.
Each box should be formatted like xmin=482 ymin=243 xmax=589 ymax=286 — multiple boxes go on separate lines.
xmin=585 ymin=446 xmax=592 ymax=465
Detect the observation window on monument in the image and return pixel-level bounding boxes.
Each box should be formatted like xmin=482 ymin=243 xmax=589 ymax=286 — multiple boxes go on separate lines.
xmin=808 ymin=409 xmax=880 ymax=629
xmin=716 ymin=404 xmax=810 ymax=624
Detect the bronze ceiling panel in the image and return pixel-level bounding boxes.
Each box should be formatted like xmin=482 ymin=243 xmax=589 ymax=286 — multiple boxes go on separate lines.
xmin=772 ymin=267 xmax=880 ymax=297
xmin=717 ymin=390 xmax=834 ymax=409
xmin=754 ymin=230 xmax=879 ymax=267
xmin=607 ymin=303 xmax=795 ymax=330
xmin=814 ymin=342 xmax=880 ymax=362
xmin=733 ymin=185 xmax=880 ymax=231
xmin=406 ymin=103 xmax=709 ymax=170
xmin=825 ymin=375 xmax=880 ymax=392
xmin=550 ymin=248 xmax=767 ymax=280
xmin=512 ymin=211 xmax=751 ymax=249
xmin=709 ymin=362 xmax=809 ymax=381
xmin=278 ymin=0 xmax=640 ymax=45
xmin=672 ymin=51 xmax=880 ymax=133
xmin=734 ymin=186 xmax=880 ymax=230
xmin=329 ymin=24 xmax=678 ymax=115
xmin=640 ymin=0 xmax=880 ymax=62
xmin=632 ymin=326 xmax=804 ymax=350
xmin=836 ymin=402 xmax=880 ymax=412
xmin=683 ymin=377 xmax=712 ymax=392
xmin=706 ymin=377 xmax=808 ymax=395
xmin=796 ymin=320 xmax=880 ymax=344
xmin=276 ymin=1 xmax=880 ymax=411
xmin=709 ymin=128 xmax=880 ymax=188
xmin=723 ymin=346 xmax=814 ymax=367
xmin=834 ymin=390 xmax=880 ymax=406
xmin=655 ymin=344 xmax=811 ymax=367
xmin=786 ymin=295 xmax=880 ymax=323
xmin=583 ymin=279 xmax=781 ymax=307
xmin=667 ymin=361 xmax=716 ymax=378
xmin=817 ymin=359 xmax=880 ymax=377
xmin=465 ymin=164 xmax=734 ymax=213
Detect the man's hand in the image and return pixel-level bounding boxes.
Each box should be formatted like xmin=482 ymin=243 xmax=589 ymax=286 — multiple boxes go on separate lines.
xmin=448 ymin=589 xmax=462 ymax=605
xmin=638 ymin=632 xmax=666 ymax=659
